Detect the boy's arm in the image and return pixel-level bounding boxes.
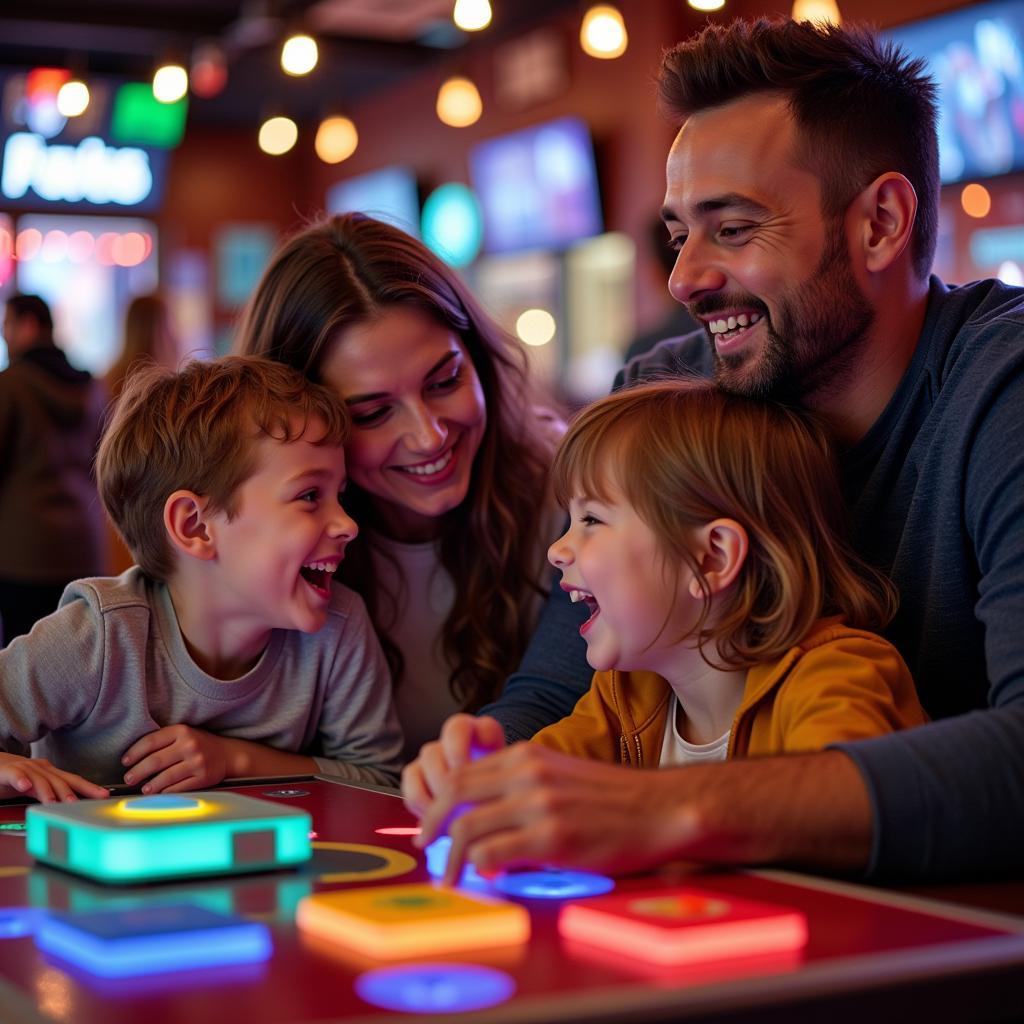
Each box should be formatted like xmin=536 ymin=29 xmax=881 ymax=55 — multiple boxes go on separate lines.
xmin=314 ymin=592 xmax=404 ymax=789
xmin=0 ymin=595 xmax=110 ymax=800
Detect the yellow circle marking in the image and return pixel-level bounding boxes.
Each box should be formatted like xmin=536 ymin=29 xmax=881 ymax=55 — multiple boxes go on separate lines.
xmin=111 ymin=797 xmax=212 ymax=821
xmin=311 ymin=842 xmax=417 ymax=883
xmin=0 ymin=866 xmax=29 ymax=878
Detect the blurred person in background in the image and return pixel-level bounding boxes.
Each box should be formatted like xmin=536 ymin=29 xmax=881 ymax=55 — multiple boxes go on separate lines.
xmin=0 ymin=293 xmax=107 ymax=645
xmin=104 ymin=293 xmax=181 ymax=574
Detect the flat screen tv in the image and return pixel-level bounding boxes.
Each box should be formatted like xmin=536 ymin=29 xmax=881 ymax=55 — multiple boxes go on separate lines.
xmin=325 ymin=165 xmax=420 ymax=237
xmin=886 ymin=0 xmax=1024 ymax=183
xmin=469 ymin=116 xmax=603 ymax=255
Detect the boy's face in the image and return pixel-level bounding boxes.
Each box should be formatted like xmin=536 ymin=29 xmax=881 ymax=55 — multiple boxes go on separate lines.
xmin=205 ymin=424 xmax=357 ymax=638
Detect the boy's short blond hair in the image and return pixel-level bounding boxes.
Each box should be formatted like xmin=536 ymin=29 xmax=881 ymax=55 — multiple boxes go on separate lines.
xmin=97 ymin=355 xmax=350 ymax=581
xmin=552 ymin=379 xmax=897 ymax=668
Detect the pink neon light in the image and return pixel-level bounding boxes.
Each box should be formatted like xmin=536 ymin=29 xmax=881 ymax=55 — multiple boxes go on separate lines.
xmin=374 ymin=826 xmax=421 ymax=836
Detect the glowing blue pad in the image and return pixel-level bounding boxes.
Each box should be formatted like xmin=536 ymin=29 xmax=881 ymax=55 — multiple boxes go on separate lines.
xmin=355 ymin=962 xmax=515 ymax=1013
xmin=493 ymin=868 xmax=615 ymax=900
xmin=35 ymin=903 xmax=272 ymax=977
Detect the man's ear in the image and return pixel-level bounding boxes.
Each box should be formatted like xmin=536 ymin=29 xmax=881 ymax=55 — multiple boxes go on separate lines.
xmin=163 ymin=490 xmax=216 ymax=562
xmin=687 ymin=519 xmax=748 ymax=599
xmin=851 ymin=171 xmax=918 ymax=274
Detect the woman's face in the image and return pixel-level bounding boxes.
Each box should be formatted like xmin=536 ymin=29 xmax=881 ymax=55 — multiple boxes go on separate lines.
xmin=320 ymin=305 xmax=487 ymax=542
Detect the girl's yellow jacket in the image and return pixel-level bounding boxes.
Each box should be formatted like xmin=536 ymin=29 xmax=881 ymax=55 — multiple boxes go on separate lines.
xmin=532 ymin=619 xmax=928 ymax=765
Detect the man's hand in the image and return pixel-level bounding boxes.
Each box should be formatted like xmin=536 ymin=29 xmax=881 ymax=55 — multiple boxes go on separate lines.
xmin=122 ymin=725 xmax=230 ymax=793
xmin=413 ymin=742 xmax=697 ymax=885
xmin=0 ymin=752 xmax=109 ymax=803
xmin=413 ymin=744 xmax=874 ymax=885
xmin=401 ymin=713 xmax=506 ymax=818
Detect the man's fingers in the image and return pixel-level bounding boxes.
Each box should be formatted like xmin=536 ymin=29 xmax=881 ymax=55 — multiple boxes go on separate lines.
xmin=400 ymin=764 xmax=431 ymax=818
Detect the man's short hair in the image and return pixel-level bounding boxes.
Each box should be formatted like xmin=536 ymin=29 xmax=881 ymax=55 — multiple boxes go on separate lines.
xmin=658 ymin=18 xmax=939 ymax=279
xmin=96 ymin=355 xmax=350 ymax=581
xmin=6 ymin=293 xmax=53 ymax=333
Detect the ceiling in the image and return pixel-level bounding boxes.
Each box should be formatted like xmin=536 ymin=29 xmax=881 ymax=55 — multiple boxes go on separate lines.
xmin=0 ymin=0 xmax=581 ymax=128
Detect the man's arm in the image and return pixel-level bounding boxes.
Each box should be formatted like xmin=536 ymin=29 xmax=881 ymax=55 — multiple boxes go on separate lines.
xmin=416 ymin=743 xmax=872 ymax=885
xmin=478 ymin=573 xmax=591 ymax=743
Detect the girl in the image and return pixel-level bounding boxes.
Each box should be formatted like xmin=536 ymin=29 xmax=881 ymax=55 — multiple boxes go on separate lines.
xmin=403 ymin=378 xmax=926 ymax=810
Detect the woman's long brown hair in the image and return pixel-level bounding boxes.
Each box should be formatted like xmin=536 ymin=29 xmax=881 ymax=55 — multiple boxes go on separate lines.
xmin=235 ymin=213 xmax=554 ymax=709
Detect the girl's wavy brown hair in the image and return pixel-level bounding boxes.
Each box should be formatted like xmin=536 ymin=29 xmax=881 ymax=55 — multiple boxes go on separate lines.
xmin=552 ymin=379 xmax=897 ymax=668
xmin=234 ymin=212 xmax=554 ymax=710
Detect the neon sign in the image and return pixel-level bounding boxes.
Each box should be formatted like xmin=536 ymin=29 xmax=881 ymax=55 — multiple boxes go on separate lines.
xmin=1 ymin=132 xmax=153 ymax=206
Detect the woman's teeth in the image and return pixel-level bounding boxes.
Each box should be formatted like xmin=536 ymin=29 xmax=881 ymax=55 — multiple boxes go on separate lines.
xmin=400 ymin=448 xmax=454 ymax=476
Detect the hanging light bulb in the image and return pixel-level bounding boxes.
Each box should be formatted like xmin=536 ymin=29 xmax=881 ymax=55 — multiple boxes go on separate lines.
xmin=453 ymin=0 xmax=492 ymax=32
xmin=281 ymin=33 xmax=318 ymax=76
xmin=153 ymin=63 xmax=188 ymax=103
xmin=56 ymin=79 xmax=90 ymax=117
xmin=791 ymin=0 xmax=842 ymax=26
xmin=580 ymin=5 xmax=628 ymax=59
xmin=688 ymin=0 xmax=726 ymax=10
xmin=315 ymin=116 xmax=359 ymax=164
xmin=436 ymin=76 xmax=482 ymax=127
xmin=259 ymin=115 xmax=298 ymax=155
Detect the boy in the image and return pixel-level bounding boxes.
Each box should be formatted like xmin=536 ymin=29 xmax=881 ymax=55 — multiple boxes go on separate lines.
xmin=0 ymin=356 xmax=403 ymax=801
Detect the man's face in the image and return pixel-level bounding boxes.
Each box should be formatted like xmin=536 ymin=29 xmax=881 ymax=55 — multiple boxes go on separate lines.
xmin=661 ymin=93 xmax=874 ymax=402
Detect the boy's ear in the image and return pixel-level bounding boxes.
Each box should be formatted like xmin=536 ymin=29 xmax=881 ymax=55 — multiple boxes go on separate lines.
xmin=687 ymin=519 xmax=748 ymax=598
xmin=163 ymin=490 xmax=216 ymax=562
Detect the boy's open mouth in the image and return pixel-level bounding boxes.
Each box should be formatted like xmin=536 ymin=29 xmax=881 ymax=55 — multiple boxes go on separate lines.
xmin=300 ymin=561 xmax=338 ymax=597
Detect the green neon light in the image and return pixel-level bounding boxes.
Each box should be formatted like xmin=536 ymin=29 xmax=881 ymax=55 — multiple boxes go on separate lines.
xmin=111 ymin=83 xmax=188 ymax=149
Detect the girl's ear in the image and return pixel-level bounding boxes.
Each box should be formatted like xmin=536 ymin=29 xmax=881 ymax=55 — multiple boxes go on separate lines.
xmin=687 ymin=518 xmax=748 ymax=598
xmin=164 ymin=490 xmax=216 ymax=562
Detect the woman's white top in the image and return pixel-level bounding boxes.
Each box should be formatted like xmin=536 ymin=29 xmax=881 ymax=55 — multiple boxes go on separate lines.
xmin=367 ymin=494 xmax=564 ymax=764
xmin=658 ymin=693 xmax=731 ymax=766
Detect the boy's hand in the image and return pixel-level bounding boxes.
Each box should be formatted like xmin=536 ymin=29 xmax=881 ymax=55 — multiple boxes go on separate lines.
xmin=401 ymin=713 xmax=505 ymax=818
xmin=0 ymin=752 xmax=109 ymax=803
xmin=122 ymin=725 xmax=229 ymax=793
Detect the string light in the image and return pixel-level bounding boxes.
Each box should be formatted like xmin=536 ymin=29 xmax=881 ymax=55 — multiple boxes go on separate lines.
xmin=453 ymin=0 xmax=492 ymax=32
xmin=315 ymin=116 xmax=359 ymax=164
xmin=688 ymin=0 xmax=726 ymax=11
xmin=281 ymin=34 xmax=318 ymax=76
xmin=153 ymin=64 xmax=188 ymax=103
xmin=258 ymin=116 xmax=298 ymax=155
xmin=436 ymin=76 xmax=482 ymax=127
xmin=791 ymin=0 xmax=842 ymax=26
xmin=580 ymin=5 xmax=628 ymax=60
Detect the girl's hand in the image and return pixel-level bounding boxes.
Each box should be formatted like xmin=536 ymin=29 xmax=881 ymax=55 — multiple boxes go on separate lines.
xmin=121 ymin=725 xmax=229 ymax=793
xmin=401 ymin=714 xmax=505 ymax=818
xmin=0 ymin=751 xmax=109 ymax=802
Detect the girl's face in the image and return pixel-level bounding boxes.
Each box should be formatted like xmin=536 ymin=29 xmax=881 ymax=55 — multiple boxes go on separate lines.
xmin=547 ymin=477 xmax=700 ymax=676
xmin=320 ymin=306 xmax=487 ymax=542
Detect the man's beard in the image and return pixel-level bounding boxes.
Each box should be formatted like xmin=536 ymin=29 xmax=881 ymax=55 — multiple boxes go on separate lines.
xmin=700 ymin=223 xmax=875 ymax=403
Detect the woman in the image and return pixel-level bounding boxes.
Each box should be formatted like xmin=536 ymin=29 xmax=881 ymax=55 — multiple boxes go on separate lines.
xmin=235 ymin=213 xmax=562 ymax=761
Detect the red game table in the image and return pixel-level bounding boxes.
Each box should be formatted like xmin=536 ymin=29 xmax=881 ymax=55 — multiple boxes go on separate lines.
xmin=1 ymin=776 xmax=1023 ymax=1023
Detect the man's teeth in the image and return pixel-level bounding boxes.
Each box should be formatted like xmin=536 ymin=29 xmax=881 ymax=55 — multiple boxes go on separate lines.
xmin=401 ymin=449 xmax=453 ymax=476
xmin=708 ymin=312 xmax=762 ymax=337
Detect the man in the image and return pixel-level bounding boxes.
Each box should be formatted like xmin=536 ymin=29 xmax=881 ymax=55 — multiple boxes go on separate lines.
xmin=406 ymin=18 xmax=1024 ymax=882
xmin=0 ymin=294 xmax=108 ymax=644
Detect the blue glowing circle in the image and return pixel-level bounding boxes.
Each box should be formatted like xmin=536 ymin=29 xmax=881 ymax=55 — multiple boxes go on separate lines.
xmin=493 ymin=869 xmax=615 ymax=900
xmin=122 ymin=795 xmax=202 ymax=812
xmin=356 ymin=963 xmax=515 ymax=1013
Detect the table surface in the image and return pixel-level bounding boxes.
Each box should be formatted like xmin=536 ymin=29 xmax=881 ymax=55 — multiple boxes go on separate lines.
xmin=1 ymin=777 xmax=1023 ymax=1024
